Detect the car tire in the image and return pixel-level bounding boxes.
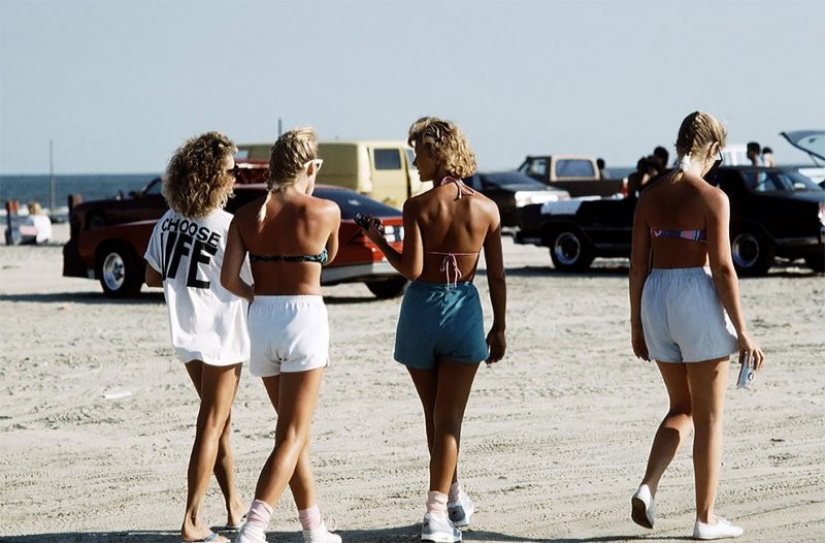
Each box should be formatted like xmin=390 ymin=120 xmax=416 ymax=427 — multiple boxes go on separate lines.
xmin=365 ymin=277 xmax=407 ymax=299
xmin=549 ymin=229 xmax=595 ymax=272
xmin=731 ymin=228 xmax=774 ymax=276
xmin=804 ymin=254 xmax=825 ymax=273
xmin=96 ymin=243 xmax=144 ymax=298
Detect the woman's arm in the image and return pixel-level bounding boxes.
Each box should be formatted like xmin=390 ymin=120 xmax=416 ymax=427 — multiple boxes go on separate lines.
xmin=324 ymin=201 xmax=341 ymax=264
xmin=145 ymin=263 xmax=163 ymax=287
xmin=483 ymin=211 xmax=507 ymax=364
xmin=220 ymin=220 xmax=255 ymax=303
xmin=628 ymin=197 xmax=652 ymax=361
xmin=706 ymin=190 xmax=764 ymax=369
xmin=363 ymin=198 xmax=423 ymax=281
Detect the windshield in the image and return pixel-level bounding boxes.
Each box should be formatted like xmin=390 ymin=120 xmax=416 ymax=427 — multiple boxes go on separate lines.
xmin=744 ymin=170 xmax=824 ymax=192
xmin=780 ymin=130 xmax=825 ymax=162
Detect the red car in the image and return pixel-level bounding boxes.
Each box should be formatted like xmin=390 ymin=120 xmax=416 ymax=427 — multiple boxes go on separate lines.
xmin=63 ymin=184 xmax=407 ymax=299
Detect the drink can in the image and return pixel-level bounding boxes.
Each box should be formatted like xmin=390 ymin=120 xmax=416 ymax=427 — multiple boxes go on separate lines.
xmin=737 ymin=353 xmax=756 ymax=389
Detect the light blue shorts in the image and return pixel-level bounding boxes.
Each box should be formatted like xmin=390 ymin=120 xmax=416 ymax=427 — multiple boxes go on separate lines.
xmin=394 ymin=281 xmax=489 ymax=370
xmin=247 ymin=295 xmax=329 ymax=377
xmin=641 ymin=267 xmax=738 ymax=363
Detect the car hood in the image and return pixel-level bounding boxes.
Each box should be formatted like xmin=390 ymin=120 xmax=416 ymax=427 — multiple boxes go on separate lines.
xmin=780 ymin=130 xmax=825 ymax=162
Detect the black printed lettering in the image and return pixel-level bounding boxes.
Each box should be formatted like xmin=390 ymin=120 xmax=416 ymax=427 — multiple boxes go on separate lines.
xmin=187 ymin=240 xmax=217 ymax=288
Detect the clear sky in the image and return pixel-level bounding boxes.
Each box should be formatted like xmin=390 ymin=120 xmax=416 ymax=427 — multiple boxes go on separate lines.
xmin=1 ymin=0 xmax=824 ymax=174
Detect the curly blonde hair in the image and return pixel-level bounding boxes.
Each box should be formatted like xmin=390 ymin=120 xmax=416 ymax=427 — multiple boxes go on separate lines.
xmin=407 ymin=116 xmax=477 ymax=178
xmin=257 ymin=126 xmax=318 ymax=222
xmin=675 ymin=111 xmax=727 ymax=159
xmin=163 ymin=131 xmax=237 ymax=218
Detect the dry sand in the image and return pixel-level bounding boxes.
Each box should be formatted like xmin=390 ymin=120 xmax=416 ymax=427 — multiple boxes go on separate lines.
xmin=1 ymin=224 xmax=823 ymax=543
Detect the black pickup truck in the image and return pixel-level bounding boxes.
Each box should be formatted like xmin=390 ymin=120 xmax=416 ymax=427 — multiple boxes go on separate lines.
xmin=515 ymin=165 xmax=825 ymax=275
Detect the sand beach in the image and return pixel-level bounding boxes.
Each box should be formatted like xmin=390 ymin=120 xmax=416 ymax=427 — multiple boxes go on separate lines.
xmin=1 ymin=224 xmax=823 ymax=543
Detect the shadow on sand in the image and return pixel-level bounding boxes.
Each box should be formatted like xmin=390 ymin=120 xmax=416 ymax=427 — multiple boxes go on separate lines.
xmin=0 ymin=527 xmax=694 ymax=543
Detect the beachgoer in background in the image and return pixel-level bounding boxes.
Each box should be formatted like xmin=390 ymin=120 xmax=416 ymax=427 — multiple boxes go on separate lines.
xmin=628 ymin=111 xmax=765 ymax=540
xmin=597 ymin=157 xmax=611 ymax=178
xmin=746 ymin=141 xmax=763 ymax=166
xmin=627 ymin=155 xmax=663 ymax=198
xmin=144 ymin=131 xmax=249 ymax=543
xmin=762 ymin=147 xmax=776 ymax=167
xmin=21 ymin=201 xmax=52 ymax=244
xmin=653 ymin=146 xmax=670 ymax=169
xmin=358 ymin=116 xmax=507 ymax=542
xmin=221 ymin=127 xmax=342 ymax=543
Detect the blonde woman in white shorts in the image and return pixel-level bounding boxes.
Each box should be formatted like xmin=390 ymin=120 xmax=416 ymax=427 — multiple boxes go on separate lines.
xmin=221 ymin=127 xmax=342 ymax=543
xmin=144 ymin=132 xmax=249 ymax=543
xmin=628 ymin=111 xmax=765 ymax=540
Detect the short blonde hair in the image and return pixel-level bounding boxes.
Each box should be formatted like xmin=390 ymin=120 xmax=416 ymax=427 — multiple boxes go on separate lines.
xmin=163 ymin=131 xmax=237 ymax=218
xmin=675 ymin=111 xmax=727 ymax=159
xmin=257 ymin=126 xmax=318 ymax=222
xmin=407 ymin=116 xmax=477 ymax=178
xmin=27 ymin=201 xmax=43 ymax=215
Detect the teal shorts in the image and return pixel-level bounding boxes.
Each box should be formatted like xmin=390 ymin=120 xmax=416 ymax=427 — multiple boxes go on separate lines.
xmin=394 ymin=280 xmax=489 ymax=370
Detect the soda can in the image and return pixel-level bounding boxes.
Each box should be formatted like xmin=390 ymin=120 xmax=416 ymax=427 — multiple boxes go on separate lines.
xmin=736 ymin=353 xmax=756 ymax=389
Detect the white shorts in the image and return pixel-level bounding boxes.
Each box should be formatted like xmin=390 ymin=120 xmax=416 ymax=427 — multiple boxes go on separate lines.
xmin=247 ymin=295 xmax=329 ymax=377
xmin=641 ymin=267 xmax=738 ymax=363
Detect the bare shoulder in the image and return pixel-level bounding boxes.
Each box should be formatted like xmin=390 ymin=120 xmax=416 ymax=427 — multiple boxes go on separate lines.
xmin=233 ymin=197 xmax=266 ymax=223
xmin=307 ymin=194 xmax=341 ymax=221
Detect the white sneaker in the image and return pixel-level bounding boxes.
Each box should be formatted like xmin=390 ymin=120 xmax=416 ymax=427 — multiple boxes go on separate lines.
xmin=303 ymin=521 xmax=342 ymax=543
xmin=235 ymin=523 xmax=267 ymax=543
xmin=447 ymin=491 xmax=475 ymax=528
xmin=631 ymin=484 xmax=655 ymax=529
xmin=693 ymin=517 xmax=744 ymax=540
xmin=421 ymin=513 xmax=461 ymax=543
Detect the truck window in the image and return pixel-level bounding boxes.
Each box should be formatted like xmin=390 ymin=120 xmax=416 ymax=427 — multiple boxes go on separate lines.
xmin=556 ymin=159 xmax=596 ymax=178
xmin=518 ymin=158 xmax=548 ymax=179
xmin=374 ymin=149 xmax=403 ymax=170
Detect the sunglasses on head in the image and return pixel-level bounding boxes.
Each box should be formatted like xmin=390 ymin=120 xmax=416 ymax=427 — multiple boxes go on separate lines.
xmin=226 ymin=164 xmax=240 ymax=179
xmin=303 ymin=158 xmax=324 ymax=174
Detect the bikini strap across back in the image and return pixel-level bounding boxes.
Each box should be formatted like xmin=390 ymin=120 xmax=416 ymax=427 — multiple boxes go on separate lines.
xmin=650 ymin=228 xmax=707 ymax=243
xmin=438 ymin=176 xmax=476 ymax=199
xmin=249 ymin=248 xmax=329 ymax=265
xmin=426 ymin=251 xmax=479 ymax=286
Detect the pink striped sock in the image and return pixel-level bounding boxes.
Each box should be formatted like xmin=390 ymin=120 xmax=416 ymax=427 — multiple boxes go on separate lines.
xmin=298 ymin=504 xmax=322 ymax=530
xmin=246 ymin=499 xmax=273 ymax=529
xmin=448 ymin=481 xmax=461 ymax=502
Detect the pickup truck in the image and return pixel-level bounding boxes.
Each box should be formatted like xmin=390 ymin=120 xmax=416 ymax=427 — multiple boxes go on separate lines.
xmin=515 ymin=165 xmax=825 ymax=276
xmin=517 ymin=155 xmax=626 ymax=197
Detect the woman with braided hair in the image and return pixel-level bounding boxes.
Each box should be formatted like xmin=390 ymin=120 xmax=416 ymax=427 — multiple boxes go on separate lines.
xmin=628 ymin=112 xmax=765 ymax=540
xmin=221 ymin=126 xmax=342 ymax=543
xmin=359 ymin=116 xmax=506 ymax=543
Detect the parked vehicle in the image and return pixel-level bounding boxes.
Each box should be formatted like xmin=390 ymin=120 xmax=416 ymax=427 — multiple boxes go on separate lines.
xmin=781 ymin=129 xmax=825 ymax=187
xmin=237 ymin=141 xmax=428 ymax=209
xmin=517 ymin=154 xmax=625 ymax=197
xmin=63 ymin=184 xmax=408 ymax=298
xmin=515 ymin=165 xmax=825 ymax=275
xmin=462 ymin=171 xmax=570 ymax=228
xmin=68 ymin=160 xmax=269 ymax=235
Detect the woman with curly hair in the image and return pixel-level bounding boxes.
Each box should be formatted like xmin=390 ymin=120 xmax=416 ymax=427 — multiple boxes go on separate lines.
xmin=221 ymin=126 xmax=341 ymax=543
xmin=359 ymin=116 xmax=507 ymax=543
xmin=144 ymin=131 xmax=249 ymax=543
xmin=629 ymin=112 xmax=764 ymax=540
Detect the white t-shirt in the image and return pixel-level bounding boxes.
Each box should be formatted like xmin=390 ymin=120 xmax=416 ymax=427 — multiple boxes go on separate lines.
xmin=144 ymin=209 xmax=250 ymax=366
xmin=23 ymin=214 xmax=53 ymax=244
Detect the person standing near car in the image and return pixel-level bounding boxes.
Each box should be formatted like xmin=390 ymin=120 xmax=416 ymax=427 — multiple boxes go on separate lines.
xmin=628 ymin=111 xmax=765 ymax=540
xmin=358 ymin=116 xmax=507 ymax=542
xmin=144 ymin=131 xmax=249 ymax=543
xmin=220 ymin=127 xmax=342 ymax=543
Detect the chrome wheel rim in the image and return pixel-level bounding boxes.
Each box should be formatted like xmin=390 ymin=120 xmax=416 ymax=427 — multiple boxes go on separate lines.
xmin=732 ymin=233 xmax=760 ymax=269
xmin=102 ymin=253 xmax=125 ymax=291
xmin=553 ymin=233 xmax=581 ymax=266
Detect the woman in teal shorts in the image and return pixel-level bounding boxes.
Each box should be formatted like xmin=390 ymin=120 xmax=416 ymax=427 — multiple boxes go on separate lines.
xmin=360 ymin=116 xmax=507 ymax=543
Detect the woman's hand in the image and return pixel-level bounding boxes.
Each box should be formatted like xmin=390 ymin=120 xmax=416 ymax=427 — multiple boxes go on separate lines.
xmin=738 ymin=332 xmax=765 ymax=371
xmin=632 ymin=325 xmax=650 ymax=361
xmin=486 ymin=328 xmax=506 ymax=365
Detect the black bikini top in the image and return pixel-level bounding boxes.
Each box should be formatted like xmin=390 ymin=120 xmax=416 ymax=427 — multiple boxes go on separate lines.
xmin=249 ymin=248 xmax=329 ymax=265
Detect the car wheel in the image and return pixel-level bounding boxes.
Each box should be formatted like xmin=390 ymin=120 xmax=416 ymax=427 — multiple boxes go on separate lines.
xmin=731 ymin=229 xmax=774 ymax=276
xmin=804 ymin=254 xmax=825 ymax=273
xmin=365 ymin=277 xmax=407 ymax=299
xmin=549 ymin=229 xmax=594 ymax=272
xmin=96 ymin=243 xmax=144 ymax=298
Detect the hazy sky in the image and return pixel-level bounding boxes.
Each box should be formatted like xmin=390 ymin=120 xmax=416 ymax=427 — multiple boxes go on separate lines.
xmin=1 ymin=0 xmax=824 ymax=174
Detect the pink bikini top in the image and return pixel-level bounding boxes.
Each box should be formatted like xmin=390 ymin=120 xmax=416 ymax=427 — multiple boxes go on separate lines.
xmin=426 ymin=176 xmax=480 ymax=286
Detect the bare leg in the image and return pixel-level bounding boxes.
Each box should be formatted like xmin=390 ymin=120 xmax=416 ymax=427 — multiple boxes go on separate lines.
xmin=640 ymin=362 xmax=693 ymax=496
xmin=253 ymin=368 xmax=324 ymax=507
xmin=686 ymin=358 xmax=730 ymax=524
xmin=409 ymin=360 xmax=479 ymax=495
xmin=181 ymin=361 xmax=242 ymax=542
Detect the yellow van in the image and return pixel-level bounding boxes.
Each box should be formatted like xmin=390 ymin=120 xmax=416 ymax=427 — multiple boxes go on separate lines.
xmin=236 ymin=140 xmax=429 ymax=209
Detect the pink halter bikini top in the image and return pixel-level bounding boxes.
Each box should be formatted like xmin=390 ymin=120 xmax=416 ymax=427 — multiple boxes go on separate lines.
xmin=426 ymin=176 xmax=480 ymax=286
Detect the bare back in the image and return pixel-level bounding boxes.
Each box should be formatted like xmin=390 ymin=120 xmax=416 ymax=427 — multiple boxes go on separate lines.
xmin=410 ymin=182 xmax=500 ymax=284
xmin=636 ymin=171 xmax=728 ymax=269
xmin=231 ymin=193 xmax=340 ymax=295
